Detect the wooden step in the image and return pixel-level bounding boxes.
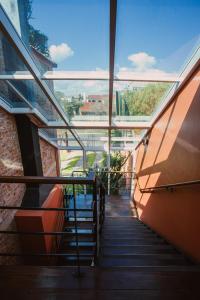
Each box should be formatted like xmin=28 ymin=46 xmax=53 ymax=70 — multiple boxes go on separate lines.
xmin=62 ymin=235 xmax=95 ymax=242
xmin=99 ymin=254 xmax=191 ymax=267
xmin=101 ymin=245 xmax=177 ymax=255
xmin=103 ymin=228 xmax=155 ymax=234
xmin=58 ymin=256 xmax=93 ymax=266
xmin=102 ymin=238 xmax=167 ymax=246
xmin=102 ymin=234 xmax=162 ymax=239
xmin=64 ymin=223 xmax=94 ymax=230
xmin=58 ymin=249 xmax=94 ymax=255
xmin=65 ymin=220 xmax=94 ymax=227
xmin=64 ymin=229 xmax=94 ymax=234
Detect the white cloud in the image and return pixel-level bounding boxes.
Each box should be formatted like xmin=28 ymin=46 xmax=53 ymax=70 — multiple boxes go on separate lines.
xmin=49 ymin=43 xmax=74 ymax=63
xmin=128 ymin=52 xmax=156 ymax=71
xmin=117 ymin=52 xmax=178 ymax=79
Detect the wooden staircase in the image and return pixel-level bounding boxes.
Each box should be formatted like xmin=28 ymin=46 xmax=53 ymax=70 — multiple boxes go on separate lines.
xmin=100 ymin=216 xmax=193 ymax=267
xmin=1 ymin=194 xmax=200 ymax=299
xmin=57 ymin=216 xmax=96 ymax=266
xmin=99 ymin=194 xmax=194 ymax=269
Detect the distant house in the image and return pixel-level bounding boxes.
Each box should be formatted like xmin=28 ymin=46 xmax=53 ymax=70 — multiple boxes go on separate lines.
xmin=80 ymin=95 xmax=109 ymax=115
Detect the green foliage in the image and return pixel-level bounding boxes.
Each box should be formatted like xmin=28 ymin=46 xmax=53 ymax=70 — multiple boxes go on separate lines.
xmin=110 ymin=151 xmax=127 ymax=172
xmin=29 ymin=25 xmax=49 ymax=56
xmin=25 ymin=0 xmax=49 ymax=57
xmin=97 ymin=151 xmax=128 ymax=194
xmin=87 ymin=152 xmax=96 ymax=168
xmin=124 ymin=83 xmax=170 ymax=116
xmin=61 ymin=156 xmax=81 ymax=175
xmin=99 ymin=152 xmax=107 ymax=168
xmin=55 ymin=91 xmax=83 ymax=121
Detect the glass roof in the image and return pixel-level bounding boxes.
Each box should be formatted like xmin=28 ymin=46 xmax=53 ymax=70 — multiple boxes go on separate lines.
xmin=115 ymin=0 xmax=200 ymax=77
xmin=0 ymin=0 xmax=199 ymax=152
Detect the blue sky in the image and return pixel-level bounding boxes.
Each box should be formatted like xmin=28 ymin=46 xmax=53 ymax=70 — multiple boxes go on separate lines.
xmin=30 ymin=0 xmax=200 ymax=74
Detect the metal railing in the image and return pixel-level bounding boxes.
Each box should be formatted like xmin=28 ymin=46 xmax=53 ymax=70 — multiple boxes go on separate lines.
xmin=139 ymin=178 xmax=200 ymax=193
xmin=0 ymin=172 xmax=105 ymax=275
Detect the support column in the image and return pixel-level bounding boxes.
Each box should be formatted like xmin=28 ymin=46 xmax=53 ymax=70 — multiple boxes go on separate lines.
xmin=15 ymin=114 xmax=50 ymax=207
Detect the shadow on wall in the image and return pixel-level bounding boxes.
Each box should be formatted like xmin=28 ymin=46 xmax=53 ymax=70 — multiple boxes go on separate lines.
xmin=134 ymin=67 xmax=200 ymax=262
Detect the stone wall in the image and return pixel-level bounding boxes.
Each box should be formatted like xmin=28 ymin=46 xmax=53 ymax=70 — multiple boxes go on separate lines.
xmin=0 ymin=107 xmax=25 ymax=264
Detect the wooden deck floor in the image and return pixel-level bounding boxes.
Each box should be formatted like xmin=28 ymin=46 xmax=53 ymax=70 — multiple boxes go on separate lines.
xmin=0 ymin=195 xmax=200 ymax=299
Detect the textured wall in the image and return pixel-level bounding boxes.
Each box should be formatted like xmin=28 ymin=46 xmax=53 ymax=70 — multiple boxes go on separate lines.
xmin=0 ymin=107 xmax=25 ymax=264
xmin=0 ymin=108 xmax=60 ymax=264
xmin=40 ymin=138 xmax=59 ymax=177
xmin=134 ymin=64 xmax=200 ymax=261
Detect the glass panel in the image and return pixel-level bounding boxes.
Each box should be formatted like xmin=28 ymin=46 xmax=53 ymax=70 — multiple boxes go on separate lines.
xmin=112 ymin=81 xmax=172 ymax=122
xmin=0 ymin=80 xmax=29 ymax=108
xmin=76 ymin=129 xmax=108 ymax=151
xmin=0 ymin=27 xmax=63 ymax=121
xmin=40 ymin=128 xmax=81 ymax=149
xmin=111 ymin=129 xmax=145 ymax=150
xmin=10 ymin=79 xmax=63 ymax=122
xmin=59 ymin=149 xmax=83 ymax=176
xmin=115 ymin=0 xmax=200 ymax=78
xmin=1 ymin=0 xmax=109 ymax=74
xmin=86 ymin=150 xmax=107 ymax=170
xmin=54 ymin=80 xmax=109 ymax=125
xmin=0 ymin=28 xmax=30 ymax=74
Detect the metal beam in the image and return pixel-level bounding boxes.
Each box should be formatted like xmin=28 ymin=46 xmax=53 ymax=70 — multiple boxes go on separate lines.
xmin=0 ymin=71 xmax=183 ymax=83
xmin=115 ymin=72 xmax=182 ymax=82
xmin=0 ymin=5 xmax=84 ymax=150
xmin=40 ymin=122 xmax=151 ymax=130
xmin=42 ymin=70 xmax=109 ymax=80
xmin=108 ymin=0 xmax=117 ymax=127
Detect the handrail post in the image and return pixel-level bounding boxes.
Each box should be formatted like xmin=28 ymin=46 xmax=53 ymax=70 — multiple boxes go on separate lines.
xmin=93 ymin=177 xmax=99 ymax=265
xmin=72 ymin=183 xmax=82 ymax=277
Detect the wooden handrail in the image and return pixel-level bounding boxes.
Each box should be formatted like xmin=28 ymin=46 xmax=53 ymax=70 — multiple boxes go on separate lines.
xmin=139 ymin=179 xmax=200 ymax=193
xmin=0 ymin=173 xmax=95 ymax=185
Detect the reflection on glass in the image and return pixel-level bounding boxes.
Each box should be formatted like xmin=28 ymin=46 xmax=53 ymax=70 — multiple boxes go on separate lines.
xmin=40 ymin=128 xmax=81 ymax=149
xmin=10 ymin=79 xmax=62 ymax=122
xmin=0 ymin=80 xmax=29 ymax=108
xmin=0 ymin=28 xmax=29 ymax=74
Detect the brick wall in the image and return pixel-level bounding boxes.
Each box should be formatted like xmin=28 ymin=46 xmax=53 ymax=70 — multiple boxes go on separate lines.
xmin=40 ymin=138 xmax=59 ymax=176
xmin=0 ymin=107 xmax=25 ymax=264
xmin=0 ymin=108 xmax=60 ymax=264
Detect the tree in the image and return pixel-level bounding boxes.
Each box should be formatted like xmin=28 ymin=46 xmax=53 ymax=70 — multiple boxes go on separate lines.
xmin=25 ymin=0 xmax=49 ymax=57
xmin=29 ymin=25 xmax=49 ymax=56
xmin=123 ymin=83 xmax=170 ymax=116
xmin=55 ymin=91 xmax=83 ymax=121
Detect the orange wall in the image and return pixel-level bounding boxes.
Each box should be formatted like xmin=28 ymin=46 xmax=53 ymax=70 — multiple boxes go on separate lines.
xmin=15 ymin=185 xmax=64 ymax=263
xmin=134 ymin=63 xmax=200 ymax=262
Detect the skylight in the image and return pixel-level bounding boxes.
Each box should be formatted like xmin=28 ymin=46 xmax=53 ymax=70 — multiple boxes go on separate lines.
xmin=0 ymin=0 xmax=199 ymax=153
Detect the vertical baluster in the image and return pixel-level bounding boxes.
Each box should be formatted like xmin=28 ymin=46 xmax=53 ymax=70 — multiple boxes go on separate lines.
xmin=93 ymin=178 xmax=99 ymax=265
xmin=72 ymin=184 xmax=81 ymax=277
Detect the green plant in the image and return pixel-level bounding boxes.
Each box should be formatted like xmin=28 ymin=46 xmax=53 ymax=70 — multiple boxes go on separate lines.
xmin=61 ymin=155 xmax=81 ymax=175
xmin=97 ymin=151 xmax=130 ymax=194
xmin=87 ymin=152 xmax=96 ymax=168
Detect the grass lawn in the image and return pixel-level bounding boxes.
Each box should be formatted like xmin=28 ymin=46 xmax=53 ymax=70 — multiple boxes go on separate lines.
xmin=87 ymin=152 xmax=96 ymax=168
xmin=61 ymin=155 xmax=81 ymax=175
xmin=59 ymin=150 xmax=68 ymax=161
